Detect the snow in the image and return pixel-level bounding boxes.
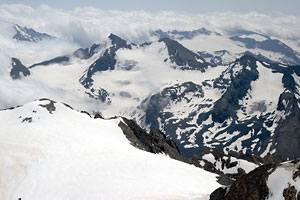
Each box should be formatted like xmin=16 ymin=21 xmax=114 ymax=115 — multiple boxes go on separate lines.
xmin=202 ymin=153 xmax=257 ymax=174
xmin=91 ymin=42 xmax=226 ymax=117
xmin=0 ymin=100 xmax=220 ymax=200
xmin=179 ymin=33 xmax=296 ymax=66
xmin=267 ymin=162 xmax=300 ymax=200
xmin=292 ymin=73 xmax=300 ymax=99
xmin=237 ymin=61 xmax=284 ymax=119
xmin=180 ymin=34 xmax=246 ymax=54
xmin=239 ymin=34 xmax=268 ymax=42
xmin=261 ymin=141 xmax=273 ymax=157
xmin=226 ymin=130 xmax=252 ymax=154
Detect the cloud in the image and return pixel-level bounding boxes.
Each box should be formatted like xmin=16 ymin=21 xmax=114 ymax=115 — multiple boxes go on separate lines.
xmin=0 ymin=3 xmax=300 ymax=113
xmin=1 ymin=4 xmax=300 ymax=46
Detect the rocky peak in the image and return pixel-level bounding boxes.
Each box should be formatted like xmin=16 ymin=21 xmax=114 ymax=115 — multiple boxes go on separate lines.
xmin=10 ymin=57 xmax=30 ymax=79
xmin=108 ymin=33 xmax=133 ymax=50
xmin=118 ymin=117 xmax=185 ymax=162
xmin=159 ymin=37 xmax=211 ymax=71
xmin=13 ymin=24 xmax=54 ymax=42
xmin=211 ymin=159 xmax=300 ymax=200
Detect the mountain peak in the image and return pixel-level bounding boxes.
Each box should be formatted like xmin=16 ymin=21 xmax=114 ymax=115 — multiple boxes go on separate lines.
xmin=13 ymin=24 xmax=54 ymax=42
xmin=152 ymin=28 xmax=221 ymax=40
xmin=108 ymin=33 xmax=132 ymax=49
xmin=159 ymin=37 xmax=211 ymax=71
xmin=10 ymin=57 xmax=30 ymax=79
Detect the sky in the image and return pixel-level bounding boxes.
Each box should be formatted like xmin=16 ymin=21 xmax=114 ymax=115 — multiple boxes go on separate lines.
xmin=1 ymin=0 xmax=300 ymax=15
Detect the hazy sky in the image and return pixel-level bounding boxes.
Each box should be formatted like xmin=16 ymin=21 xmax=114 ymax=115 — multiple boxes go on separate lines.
xmin=1 ymin=0 xmax=300 ymax=15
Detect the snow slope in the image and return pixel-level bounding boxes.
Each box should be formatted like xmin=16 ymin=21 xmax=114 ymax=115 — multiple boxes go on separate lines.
xmin=267 ymin=161 xmax=300 ymax=200
xmin=0 ymin=99 xmax=219 ymax=200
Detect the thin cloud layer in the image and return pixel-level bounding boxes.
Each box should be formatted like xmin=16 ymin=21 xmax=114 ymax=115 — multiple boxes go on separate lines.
xmin=0 ymin=3 xmax=300 ymax=111
xmin=1 ymin=4 xmax=300 ymax=46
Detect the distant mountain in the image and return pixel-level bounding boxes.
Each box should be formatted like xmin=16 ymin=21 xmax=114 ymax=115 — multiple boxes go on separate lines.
xmin=12 ymin=33 xmax=300 ymax=162
xmin=10 ymin=57 xmax=30 ymax=79
xmin=78 ymin=34 xmax=211 ymax=102
xmin=80 ymin=34 xmax=135 ymax=89
xmin=13 ymin=24 xmax=54 ymax=42
xmin=152 ymin=28 xmax=222 ymax=40
xmin=133 ymin=55 xmax=300 ymax=161
xmin=155 ymin=28 xmax=300 ymax=66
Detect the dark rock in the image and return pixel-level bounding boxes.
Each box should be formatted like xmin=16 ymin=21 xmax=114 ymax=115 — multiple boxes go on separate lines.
xmin=80 ymin=34 xmax=134 ymax=88
xmin=230 ymin=36 xmax=300 ymax=65
xmin=62 ymin=103 xmax=74 ymax=110
xmin=191 ymin=149 xmax=262 ymax=183
xmin=21 ymin=117 xmax=32 ymax=123
xmin=29 ymin=56 xmax=70 ymax=68
xmin=283 ymin=185 xmax=297 ymax=200
xmin=73 ymin=43 xmax=101 ymax=59
xmin=109 ymin=33 xmax=133 ymax=50
xmin=81 ymin=111 xmax=91 ymax=118
xmin=223 ymin=164 xmax=276 ymax=200
xmin=94 ymin=113 xmax=104 ymax=119
xmin=293 ymin=166 xmax=300 ymax=180
xmin=210 ymin=187 xmax=227 ymax=200
xmin=85 ymin=87 xmax=111 ymax=103
xmin=38 ymin=98 xmax=56 ymax=114
xmin=118 ymin=117 xmax=187 ymax=163
xmin=216 ymin=175 xmax=234 ymax=186
xmin=211 ymin=55 xmax=259 ymax=123
xmin=10 ymin=57 xmax=30 ymax=79
xmin=159 ymin=37 xmax=211 ymax=71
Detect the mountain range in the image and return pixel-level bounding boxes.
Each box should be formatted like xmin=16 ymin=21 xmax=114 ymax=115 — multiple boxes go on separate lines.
xmin=3 ymin=24 xmax=300 ymax=200
xmin=152 ymin=28 xmax=300 ymax=66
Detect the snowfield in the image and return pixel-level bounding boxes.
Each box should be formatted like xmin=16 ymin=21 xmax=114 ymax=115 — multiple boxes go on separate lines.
xmin=267 ymin=161 xmax=300 ymax=200
xmin=0 ymin=99 xmax=219 ymax=200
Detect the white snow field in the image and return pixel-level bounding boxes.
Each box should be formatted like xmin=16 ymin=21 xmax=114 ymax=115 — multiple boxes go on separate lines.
xmin=267 ymin=161 xmax=300 ymax=200
xmin=0 ymin=99 xmax=220 ymax=200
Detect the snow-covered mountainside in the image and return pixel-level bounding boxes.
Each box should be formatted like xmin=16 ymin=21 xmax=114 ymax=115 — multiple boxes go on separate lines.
xmin=13 ymin=24 xmax=54 ymax=42
xmin=210 ymin=159 xmax=300 ymax=200
xmin=153 ymin=28 xmax=300 ymax=66
xmin=0 ymin=98 xmax=220 ymax=200
xmin=22 ymin=33 xmax=214 ymax=114
xmin=133 ymin=55 xmax=300 ymax=160
xmin=10 ymin=33 xmax=300 ymax=162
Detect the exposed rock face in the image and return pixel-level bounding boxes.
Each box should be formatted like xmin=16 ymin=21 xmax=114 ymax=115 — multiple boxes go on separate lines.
xmin=118 ymin=117 xmax=186 ymax=162
xmin=29 ymin=56 xmax=70 ymax=68
xmin=10 ymin=57 xmax=30 ymax=79
xmin=118 ymin=117 xmax=264 ymax=188
xmin=210 ymin=187 xmax=227 ymax=200
xmin=222 ymin=164 xmax=275 ymax=200
xmin=210 ymin=159 xmax=300 ymax=200
xmin=229 ymin=36 xmax=300 ymax=65
xmin=73 ymin=44 xmax=101 ymax=60
xmin=13 ymin=24 xmax=54 ymax=42
xmin=283 ymin=185 xmax=298 ymax=200
xmin=80 ymin=34 xmax=134 ymax=89
xmin=211 ymin=55 xmax=259 ymax=123
xmin=134 ymin=54 xmax=300 ymax=161
xmin=38 ymin=98 xmax=56 ymax=114
xmin=159 ymin=37 xmax=211 ymax=71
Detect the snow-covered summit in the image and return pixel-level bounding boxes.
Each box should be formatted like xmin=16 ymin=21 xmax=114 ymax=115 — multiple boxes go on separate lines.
xmin=0 ymin=98 xmax=219 ymax=200
xmin=13 ymin=24 xmax=54 ymax=42
xmin=159 ymin=28 xmax=300 ymax=66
